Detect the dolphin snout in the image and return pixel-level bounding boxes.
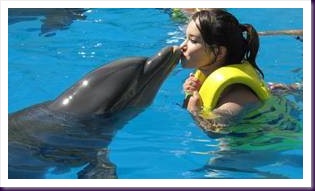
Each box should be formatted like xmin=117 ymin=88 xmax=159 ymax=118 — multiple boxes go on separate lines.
xmin=172 ymin=45 xmax=182 ymax=59
xmin=172 ymin=45 xmax=180 ymax=53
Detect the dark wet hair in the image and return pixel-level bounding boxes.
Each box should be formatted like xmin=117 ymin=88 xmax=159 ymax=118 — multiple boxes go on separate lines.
xmin=191 ymin=9 xmax=264 ymax=78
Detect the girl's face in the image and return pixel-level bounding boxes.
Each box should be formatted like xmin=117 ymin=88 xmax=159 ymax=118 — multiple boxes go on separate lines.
xmin=180 ymin=20 xmax=215 ymax=70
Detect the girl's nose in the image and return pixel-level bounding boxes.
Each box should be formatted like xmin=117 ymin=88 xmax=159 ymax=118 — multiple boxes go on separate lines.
xmin=180 ymin=40 xmax=187 ymax=52
xmin=180 ymin=39 xmax=186 ymax=48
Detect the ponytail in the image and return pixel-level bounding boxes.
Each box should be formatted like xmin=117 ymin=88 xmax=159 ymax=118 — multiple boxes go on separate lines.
xmin=239 ymin=23 xmax=264 ymax=78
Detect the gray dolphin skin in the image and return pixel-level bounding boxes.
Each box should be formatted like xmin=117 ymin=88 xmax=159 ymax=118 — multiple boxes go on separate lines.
xmin=8 ymin=46 xmax=181 ymax=179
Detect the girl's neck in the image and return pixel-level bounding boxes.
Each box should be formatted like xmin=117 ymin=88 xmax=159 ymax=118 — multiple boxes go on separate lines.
xmin=198 ymin=62 xmax=223 ymax=77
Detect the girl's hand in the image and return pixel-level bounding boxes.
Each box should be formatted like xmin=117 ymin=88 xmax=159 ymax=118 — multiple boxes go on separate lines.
xmin=183 ymin=73 xmax=201 ymax=95
xmin=187 ymin=91 xmax=202 ymax=116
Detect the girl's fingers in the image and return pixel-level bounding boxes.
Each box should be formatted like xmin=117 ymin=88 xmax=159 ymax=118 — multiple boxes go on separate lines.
xmin=183 ymin=74 xmax=201 ymax=94
xmin=187 ymin=91 xmax=201 ymax=115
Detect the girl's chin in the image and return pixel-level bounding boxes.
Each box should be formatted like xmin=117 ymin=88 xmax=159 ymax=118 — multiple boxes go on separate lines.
xmin=180 ymin=62 xmax=189 ymax=68
xmin=180 ymin=61 xmax=194 ymax=69
xmin=180 ymin=59 xmax=189 ymax=68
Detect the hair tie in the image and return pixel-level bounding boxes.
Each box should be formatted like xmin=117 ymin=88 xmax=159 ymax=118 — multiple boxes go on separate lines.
xmin=239 ymin=23 xmax=247 ymax=32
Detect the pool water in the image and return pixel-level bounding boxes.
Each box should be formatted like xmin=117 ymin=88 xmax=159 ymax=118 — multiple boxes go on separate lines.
xmin=8 ymin=8 xmax=303 ymax=179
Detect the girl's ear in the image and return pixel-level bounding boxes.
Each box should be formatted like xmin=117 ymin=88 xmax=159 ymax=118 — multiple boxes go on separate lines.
xmin=215 ymin=46 xmax=227 ymax=63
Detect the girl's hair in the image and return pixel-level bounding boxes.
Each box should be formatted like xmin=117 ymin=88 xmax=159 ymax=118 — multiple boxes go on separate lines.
xmin=191 ymin=9 xmax=264 ymax=78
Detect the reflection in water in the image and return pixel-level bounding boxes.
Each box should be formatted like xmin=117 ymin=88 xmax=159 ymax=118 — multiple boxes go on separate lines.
xmin=192 ymin=94 xmax=303 ymax=178
xmin=8 ymin=8 xmax=88 ymax=37
xmin=196 ymin=149 xmax=302 ymax=178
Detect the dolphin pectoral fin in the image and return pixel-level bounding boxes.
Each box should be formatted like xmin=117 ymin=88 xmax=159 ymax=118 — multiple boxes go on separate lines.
xmin=77 ymin=148 xmax=117 ymax=179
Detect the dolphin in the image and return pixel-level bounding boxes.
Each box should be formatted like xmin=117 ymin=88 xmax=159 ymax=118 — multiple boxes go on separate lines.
xmin=8 ymin=46 xmax=181 ymax=179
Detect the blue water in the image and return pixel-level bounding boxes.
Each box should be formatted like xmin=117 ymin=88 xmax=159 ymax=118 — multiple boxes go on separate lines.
xmin=8 ymin=8 xmax=303 ymax=179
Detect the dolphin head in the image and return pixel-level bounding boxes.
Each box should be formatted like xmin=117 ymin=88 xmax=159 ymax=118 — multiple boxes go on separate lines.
xmin=48 ymin=46 xmax=181 ymax=115
xmin=129 ymin=46 xmax=181 ymax=107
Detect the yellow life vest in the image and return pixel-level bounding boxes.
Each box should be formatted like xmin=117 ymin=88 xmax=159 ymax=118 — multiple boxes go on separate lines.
xmin=193 ymin=61 xmax=270 ymax=112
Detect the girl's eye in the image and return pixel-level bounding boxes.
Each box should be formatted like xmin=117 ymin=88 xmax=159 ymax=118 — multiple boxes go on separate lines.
xmin=189 ymin=38 xmax=198 ymax=44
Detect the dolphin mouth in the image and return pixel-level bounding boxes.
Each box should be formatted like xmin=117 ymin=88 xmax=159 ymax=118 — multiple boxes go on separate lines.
xmin=128 ymin=46 xmax=181 ymax=107
xmin=171 ymin=46 xmax=182 ymax=62
xmin=163 ymin=46 xmax=181 ymax=68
